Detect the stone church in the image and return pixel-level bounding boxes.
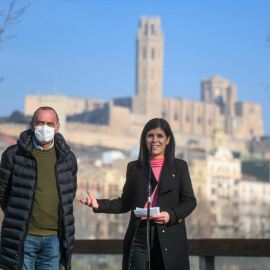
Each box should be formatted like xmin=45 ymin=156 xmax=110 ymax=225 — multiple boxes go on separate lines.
xmin=24 ymin=17 xmax=263 ymax=152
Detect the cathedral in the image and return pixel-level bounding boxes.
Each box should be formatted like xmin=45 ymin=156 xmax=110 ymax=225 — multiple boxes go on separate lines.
xmin=24 ymin=17 xmax=263 ymax=152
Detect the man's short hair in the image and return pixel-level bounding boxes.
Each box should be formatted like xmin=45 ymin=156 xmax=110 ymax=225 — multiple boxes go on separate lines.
xmin=32 ymin=106 xmax=59 ymax=124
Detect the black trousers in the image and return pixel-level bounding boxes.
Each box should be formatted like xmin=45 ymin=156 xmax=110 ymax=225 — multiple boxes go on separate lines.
xmin=129 ymin=220 xmax=165 ymax=270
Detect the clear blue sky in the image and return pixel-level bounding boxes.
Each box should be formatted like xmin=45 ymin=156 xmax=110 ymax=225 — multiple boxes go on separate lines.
xmin=0 ymin=0 xmax=270 ymax=133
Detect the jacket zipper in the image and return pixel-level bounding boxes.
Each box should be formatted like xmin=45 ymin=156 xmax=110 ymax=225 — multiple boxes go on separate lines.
xmin=20 ymin=152 xmax=38 ymax=265
xmin=55 ymin=162 xmax=71 ymax=268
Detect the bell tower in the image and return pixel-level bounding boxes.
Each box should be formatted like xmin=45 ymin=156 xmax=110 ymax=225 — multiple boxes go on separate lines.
xmin=132 ymin=17 xmax=164 ymax=118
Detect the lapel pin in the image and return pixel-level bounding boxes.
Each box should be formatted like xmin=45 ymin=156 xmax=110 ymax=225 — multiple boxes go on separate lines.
xmin=172 ymin=174 xmax=175 ymax=178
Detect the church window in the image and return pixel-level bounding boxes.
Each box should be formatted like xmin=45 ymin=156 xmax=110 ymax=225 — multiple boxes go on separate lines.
xmin=197 ymin=117 xmax=201 ymax=124
xmin=151 ymin=24 xmax=155 ymax=35
xmin=143 ymin=48 xmax=147 ymax=59
xmin=250 ymin=129 xmax=254 ymax=136
xmin=162 ymin=104 xmax=166 ymax=118
xmin=144 ymin=24 xmax=148 ymax=35
xmin=205 ymin=89 xmax=211 ymax=102
xmin=186 ymin=115 xmax=189 ymax=122
xmin=215 ymin=95 xmax=224 ymax=106
xmin=174 ymin=112 xmax=178 ymax=121
xmin=151 ymin=48 xmax=155 ymax=59
xmin=208 ymin=119 xmax=212 ymax=125
xmin=249 ymin=108 xmax=254 ymax=115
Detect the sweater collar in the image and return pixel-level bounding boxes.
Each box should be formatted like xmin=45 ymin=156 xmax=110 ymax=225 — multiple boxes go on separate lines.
xmin=18 ymin=129 xmax=70 ymax=160
xmin=33 ymin=137 xmax=54 ymax=151
xmin=151 ymin=157 xmax=165 ymax=167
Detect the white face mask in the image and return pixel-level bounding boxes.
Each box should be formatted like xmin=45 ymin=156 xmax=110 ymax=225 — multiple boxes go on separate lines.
xmin=34 ymin=124 xmax=57 ymax=144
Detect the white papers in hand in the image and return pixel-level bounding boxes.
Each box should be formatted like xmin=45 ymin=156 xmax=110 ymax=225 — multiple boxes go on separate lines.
xmin=134 ymin=207 xmax=160 ymax=217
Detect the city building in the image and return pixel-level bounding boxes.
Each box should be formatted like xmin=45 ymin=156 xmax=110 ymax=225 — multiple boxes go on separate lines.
xmin=19 ymin=16 xmax=263 ymax=154
xmin=188 ymin=146 xmax=241 ymax=238
xmin=0 ymin=16 xmax=267 ymax=240
xmin=75 ymin=159 xmax=129 ymax=240
xmin=238 ymin=175 xmax=270 ymax=238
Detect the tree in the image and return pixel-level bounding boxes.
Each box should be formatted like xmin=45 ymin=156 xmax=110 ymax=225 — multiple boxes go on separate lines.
xmin=0 ymin=0 xmax=30 ymax=82
xmin=0 ymin=0 xmax=30 ymax=43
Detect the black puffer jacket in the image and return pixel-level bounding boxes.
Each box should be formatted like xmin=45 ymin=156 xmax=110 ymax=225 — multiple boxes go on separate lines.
xmin=0 ymin=129 xmax=77 ymax=270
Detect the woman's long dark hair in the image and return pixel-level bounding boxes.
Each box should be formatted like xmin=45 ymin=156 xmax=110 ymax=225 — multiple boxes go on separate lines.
xmin=138 ymin=118 xmax=175 ymax=167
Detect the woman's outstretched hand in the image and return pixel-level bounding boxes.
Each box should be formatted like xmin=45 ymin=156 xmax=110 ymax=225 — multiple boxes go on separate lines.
xmin=77 ymin=189 xmax=99 ymax=210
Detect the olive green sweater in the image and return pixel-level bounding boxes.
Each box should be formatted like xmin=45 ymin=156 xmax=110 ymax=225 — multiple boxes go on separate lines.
xmin=28 ymin=146 xmax=59 ymax=236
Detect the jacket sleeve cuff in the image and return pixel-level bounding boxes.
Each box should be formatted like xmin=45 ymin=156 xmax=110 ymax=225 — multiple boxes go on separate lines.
xmin=167 ymin=208 xmax=178 ymax=224
xmin=93 ymin=199 xmax=104 ymax=213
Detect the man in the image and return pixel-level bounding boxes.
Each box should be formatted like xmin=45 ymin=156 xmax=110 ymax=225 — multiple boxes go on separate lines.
xmin=0 ymin=107 xmax=77 ymax=270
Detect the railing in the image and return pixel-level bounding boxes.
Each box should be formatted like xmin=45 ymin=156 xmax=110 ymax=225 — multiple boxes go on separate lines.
xmin=74 ymin=239 xmax=270 ymax=270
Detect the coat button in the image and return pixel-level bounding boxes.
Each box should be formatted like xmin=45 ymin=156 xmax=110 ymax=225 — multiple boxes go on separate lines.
xmin=162 ymin=230 xmax=165 ymax=233
xmin=165 ymin=248 xmax=168 ymax=251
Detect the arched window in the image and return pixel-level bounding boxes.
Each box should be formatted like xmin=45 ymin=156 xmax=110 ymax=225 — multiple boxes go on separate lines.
xmin=151 ymin=24 xmax=155 ymax=35
xmin=174 ymin=111 xmax=178 ymax=121
xmin=206 ymin=89 xmax=211 ymax=102
xmin=151 ymin=48 xmax=155 ymax=59
xmin=162 ymin=103 xmax=166 ymax=118
xmin=144 ymin=24 xmax=148 ymax=35
xmin=143 ymin=48 xmax=147 ymax=59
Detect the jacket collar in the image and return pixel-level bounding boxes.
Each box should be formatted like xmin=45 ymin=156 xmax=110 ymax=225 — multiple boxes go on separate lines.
xmin=17 ymin=129 xmax=34 ymax=153
xmin=17 ymin=129 xmax=70 ymax=161
xmin=158 ymin=160 xmax=176 ymax=196
xmin=138 ymin=159 xmax=176 ymax=196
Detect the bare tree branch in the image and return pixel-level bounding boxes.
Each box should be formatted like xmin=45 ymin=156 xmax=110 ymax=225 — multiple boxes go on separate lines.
xmin=267 ymin=31 xmax=270 ymax=46
xmin=0 ymin=0 xmax=30 ymax=43
xmin=0 ymin=1 xmax=30 ymax=82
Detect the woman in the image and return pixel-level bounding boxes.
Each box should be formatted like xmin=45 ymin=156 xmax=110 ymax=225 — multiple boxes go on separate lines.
xmin=77 ymin=118 xmax=196 ymax=270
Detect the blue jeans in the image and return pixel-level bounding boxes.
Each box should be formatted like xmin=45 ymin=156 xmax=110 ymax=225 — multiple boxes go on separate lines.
xmin=23 ymin=234 xmax=62 ymax=270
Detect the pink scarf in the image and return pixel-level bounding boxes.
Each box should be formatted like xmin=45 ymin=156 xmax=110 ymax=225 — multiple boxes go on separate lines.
xmin=141 ymin=157 xmax=165 ymax=219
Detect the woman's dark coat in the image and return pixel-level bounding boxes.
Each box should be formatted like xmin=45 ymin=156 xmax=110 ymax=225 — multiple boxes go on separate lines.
xmin=0 ymin=129 xmax=77 ymax=270
xmin=96 ymin=158 xmax=197 ymax=270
